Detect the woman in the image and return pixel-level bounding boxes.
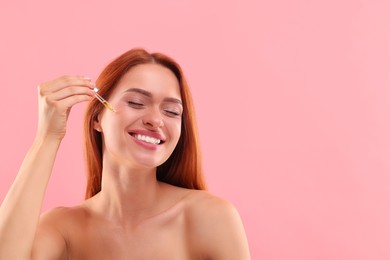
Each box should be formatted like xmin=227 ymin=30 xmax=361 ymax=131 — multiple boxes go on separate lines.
xmin=0 ymin=48 xmax=251 ymax=259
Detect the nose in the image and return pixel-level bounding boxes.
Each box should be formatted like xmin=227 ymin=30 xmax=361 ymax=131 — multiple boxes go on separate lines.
xmin=142 ymin=108 xmax=164 ymax=129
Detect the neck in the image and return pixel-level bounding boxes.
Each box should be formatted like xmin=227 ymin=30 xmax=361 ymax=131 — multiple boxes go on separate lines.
xmin=95 ymin=159 xmax=162 ymax=224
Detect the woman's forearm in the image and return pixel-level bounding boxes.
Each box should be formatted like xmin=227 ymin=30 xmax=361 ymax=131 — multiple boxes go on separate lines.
xmin=0 ymin=136 xmax=61 ymax=259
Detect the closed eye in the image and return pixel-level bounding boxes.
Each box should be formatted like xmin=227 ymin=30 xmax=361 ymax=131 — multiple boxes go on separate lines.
xmin=128 ymin=101 xmax=144 ymax=107
xmin=164 ymin=110 xmax=181 ymax=117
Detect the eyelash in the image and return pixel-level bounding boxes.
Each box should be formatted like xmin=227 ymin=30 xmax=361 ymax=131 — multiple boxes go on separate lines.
xmin=164 ymin=110 xmax=180 ymax=117
xmin=128 ymin=101 xmax=144 ymax=107
xmin=127 ymin=101 xmax=181 ymax=117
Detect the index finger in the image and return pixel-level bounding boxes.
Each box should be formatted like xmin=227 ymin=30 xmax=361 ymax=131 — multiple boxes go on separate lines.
xmin=38 ymin=75 xmax=94 ymax=95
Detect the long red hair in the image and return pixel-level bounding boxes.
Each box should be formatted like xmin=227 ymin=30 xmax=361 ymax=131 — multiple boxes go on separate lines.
xmin=83 ymin=48 xmax=206 ymax=199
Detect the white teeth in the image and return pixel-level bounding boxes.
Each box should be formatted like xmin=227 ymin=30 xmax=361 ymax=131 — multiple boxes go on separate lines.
xmin=134 ymin=134 xmax=161 ymax=145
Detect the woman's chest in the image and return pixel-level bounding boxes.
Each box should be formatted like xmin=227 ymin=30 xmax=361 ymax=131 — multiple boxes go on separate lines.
xmin=65 ymin=211 xmax=193 ymax=259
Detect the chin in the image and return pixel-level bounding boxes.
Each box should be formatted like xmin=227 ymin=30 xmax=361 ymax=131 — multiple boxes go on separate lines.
xmin=129 ymin=155 xmax=168 ymax=170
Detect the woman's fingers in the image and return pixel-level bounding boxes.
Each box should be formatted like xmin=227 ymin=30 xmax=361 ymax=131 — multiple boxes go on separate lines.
xmin=38 ymin=75 xmax=94 ymax=95
xmin=47 ymin=85 xmax=96 ymax=101
xmin=53 ymin=93 xmax=94 ymax=111
xmin=38 ymin=75 xmax=96 ymax=111
xmin=36 ymin=75 xmax=96 ymax=140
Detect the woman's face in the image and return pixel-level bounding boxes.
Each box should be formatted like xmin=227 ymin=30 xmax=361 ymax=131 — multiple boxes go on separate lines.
xmin=95 ymin=63 xmax=183 ymax=169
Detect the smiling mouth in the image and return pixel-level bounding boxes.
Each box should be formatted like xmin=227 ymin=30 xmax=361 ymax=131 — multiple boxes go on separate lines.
xmin=129 ymin=133 xmax=165 ymax=145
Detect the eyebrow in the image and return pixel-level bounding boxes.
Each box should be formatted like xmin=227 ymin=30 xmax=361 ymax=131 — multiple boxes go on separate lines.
xmin=124 ymin=88 xmax=183 ymax=105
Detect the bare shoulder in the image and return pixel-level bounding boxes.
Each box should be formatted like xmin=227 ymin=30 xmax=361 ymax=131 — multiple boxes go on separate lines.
xmin=183 ymin=190 xmax=251 ymax=259
xmin=161 ymin=184 xmax=237 ymax=218
xmin=184 ymin=190 xmax=237 ymax=217
xmin=40 ymin=205 xmax=81 ymax=219
xmin=39 ymin=205 xmax=88 ymax=228
xmin=32 ymin=206 xmax=86 ymax=259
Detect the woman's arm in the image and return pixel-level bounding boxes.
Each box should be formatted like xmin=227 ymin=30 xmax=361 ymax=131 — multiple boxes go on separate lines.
xmin=0 ymin=76 xmax=94 ymax=259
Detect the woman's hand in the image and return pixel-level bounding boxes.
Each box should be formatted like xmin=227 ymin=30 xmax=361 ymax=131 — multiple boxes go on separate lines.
xmin=36 ymin=75 xmax=95 ymax=141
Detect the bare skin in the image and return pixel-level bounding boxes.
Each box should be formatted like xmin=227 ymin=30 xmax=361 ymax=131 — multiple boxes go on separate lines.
xmin=0 ymin=65 xmax=251 ymax=259
xmin=33 ymin=184 xmax=249 ymax=259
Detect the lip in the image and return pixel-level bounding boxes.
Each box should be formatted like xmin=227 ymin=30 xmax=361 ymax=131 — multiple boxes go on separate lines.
xmin=128 ymin=129 xmax=166 ymax=142
xmin=128 ymin=129 xmax=166 ymax=150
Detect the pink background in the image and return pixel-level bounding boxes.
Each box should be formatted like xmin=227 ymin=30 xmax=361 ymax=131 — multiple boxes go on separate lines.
xmin=1 ymin=0 xmax=389 ymax=259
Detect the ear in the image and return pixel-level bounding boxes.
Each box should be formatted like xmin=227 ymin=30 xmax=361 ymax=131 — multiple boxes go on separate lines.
xmin=93 ymin=114 xmax=103 ymax=132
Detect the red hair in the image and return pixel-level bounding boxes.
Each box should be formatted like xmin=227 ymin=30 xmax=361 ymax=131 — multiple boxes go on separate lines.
xmin=83 ymin=48 xmax=206 ymax=199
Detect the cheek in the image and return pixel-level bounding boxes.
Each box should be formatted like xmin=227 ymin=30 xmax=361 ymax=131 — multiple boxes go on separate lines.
xmin=100 ymin=114 xmax=124 ymax=135
xmin=170 ymin=120 xmax=182 ymax=142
